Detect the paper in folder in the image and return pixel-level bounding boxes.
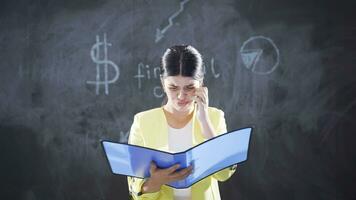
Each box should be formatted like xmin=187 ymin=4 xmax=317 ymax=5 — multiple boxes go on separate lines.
xmin=101 ymin=127 xmax=252 ymax=189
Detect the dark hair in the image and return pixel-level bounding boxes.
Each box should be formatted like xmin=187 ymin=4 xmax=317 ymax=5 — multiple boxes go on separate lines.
xmin=160 ymin=45 xmax=204 ymax=106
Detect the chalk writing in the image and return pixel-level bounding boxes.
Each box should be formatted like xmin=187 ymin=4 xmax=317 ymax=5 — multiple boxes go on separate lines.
xmin=134 ymin=57 xmax=220 ymax=98
xmin=86 ymin=33 xmax=120 ymax=95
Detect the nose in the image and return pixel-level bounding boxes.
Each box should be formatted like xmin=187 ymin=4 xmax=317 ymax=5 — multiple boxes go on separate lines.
xmin=177 ymin=89 xmax=186 ymax=99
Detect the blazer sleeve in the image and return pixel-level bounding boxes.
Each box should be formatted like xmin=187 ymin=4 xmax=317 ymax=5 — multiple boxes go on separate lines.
xmin=127 ymin=114 xmax=161 ymax=200
xmin=211 ymin=110 xmax=238 ymax=182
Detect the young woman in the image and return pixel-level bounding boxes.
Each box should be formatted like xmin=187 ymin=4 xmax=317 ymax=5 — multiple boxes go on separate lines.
xmin=127 ymin=45 xmax=237 ymax=200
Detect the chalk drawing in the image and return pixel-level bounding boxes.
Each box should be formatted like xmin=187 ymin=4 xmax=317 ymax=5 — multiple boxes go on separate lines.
xmin=86 ymin=33 xmax=120 ymax=95
xmin=209 ymin=57 xmax=220 ymax=78
xmin=153 ymin=86 xmax=164 ymax=98
xmin=134 ymin=62 xmax=161 ymax=89
xmin=155 ymin=0 xmax=190 ymax=43
xmin=240 ymin=36 xmax=280 ymax=75
xmin=119 ymin=130 xmax=129 ymax=143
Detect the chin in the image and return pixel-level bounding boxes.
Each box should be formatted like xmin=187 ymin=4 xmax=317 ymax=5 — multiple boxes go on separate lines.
xmin=176 ymin=103 xmax=192 ymax=110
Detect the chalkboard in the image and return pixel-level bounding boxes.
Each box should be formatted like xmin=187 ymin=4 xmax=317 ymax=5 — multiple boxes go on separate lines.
xmin=1 ymin=0 xmax=355 ymax=199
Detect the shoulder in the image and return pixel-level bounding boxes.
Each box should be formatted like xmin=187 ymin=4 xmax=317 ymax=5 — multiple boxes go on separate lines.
xmin=208 ymin=107 xmax=227 ymax=133
xmin=207 ymin=106 xmax=225 ymax=127
xmin=133 ymin=107 xmax=163 ymax=119
xmin=133 ymin=106 xmax=225 ymax=120
xmin=208 ymin=106 xmax=225 ymax=117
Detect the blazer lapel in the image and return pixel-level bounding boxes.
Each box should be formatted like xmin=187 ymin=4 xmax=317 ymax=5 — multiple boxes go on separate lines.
xmin=151 ymin=107 xmax=169 ymax=152
xmin=192 ymin=103 xmax=205 ymax=145
xmin=155 ymin=103 xmax=204 ymax=151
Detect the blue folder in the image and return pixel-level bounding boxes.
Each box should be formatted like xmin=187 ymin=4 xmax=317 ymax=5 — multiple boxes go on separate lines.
xmin=101 ymin=127 xmax=252 ymax=189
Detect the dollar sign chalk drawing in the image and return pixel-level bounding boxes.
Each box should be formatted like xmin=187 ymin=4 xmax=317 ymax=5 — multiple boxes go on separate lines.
xmin=86 ymin=33 xmax=120 ymax=95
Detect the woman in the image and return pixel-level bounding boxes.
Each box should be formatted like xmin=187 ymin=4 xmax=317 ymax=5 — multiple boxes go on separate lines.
xmin=127 ymin=45 xmax=237 ymax=200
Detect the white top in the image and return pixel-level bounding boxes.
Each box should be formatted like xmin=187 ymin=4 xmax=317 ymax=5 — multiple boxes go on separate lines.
xmin=168 ymin=118 xmax=193 ymax=200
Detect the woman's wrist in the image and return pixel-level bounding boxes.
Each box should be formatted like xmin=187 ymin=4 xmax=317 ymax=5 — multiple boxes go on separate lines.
xmin=141 ymin=178 xmax=162 ymax=193
xmin=197 ymin=115 xmax=215 ymax=139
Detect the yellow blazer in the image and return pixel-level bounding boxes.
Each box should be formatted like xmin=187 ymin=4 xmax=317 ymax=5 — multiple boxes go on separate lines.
xmin=127 ymin=104 xmax=237 ymax=200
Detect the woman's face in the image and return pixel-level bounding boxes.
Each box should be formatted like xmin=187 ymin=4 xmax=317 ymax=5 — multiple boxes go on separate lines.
xmin=161 ymin=75 xmax=202 ymax=112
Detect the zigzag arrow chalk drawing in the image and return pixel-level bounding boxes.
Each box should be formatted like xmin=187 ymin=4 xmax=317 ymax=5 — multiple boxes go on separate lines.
xmin=155 ymin=0 xmax=190 ymax=43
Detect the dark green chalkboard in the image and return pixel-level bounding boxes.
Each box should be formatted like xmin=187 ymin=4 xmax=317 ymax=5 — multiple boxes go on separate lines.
xmin=0 ymin=0 xmax=355 ymax=199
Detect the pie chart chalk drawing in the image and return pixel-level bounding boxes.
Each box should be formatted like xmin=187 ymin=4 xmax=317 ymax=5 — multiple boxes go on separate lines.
xmin=240 ymin=36 xmax=280 ymax=75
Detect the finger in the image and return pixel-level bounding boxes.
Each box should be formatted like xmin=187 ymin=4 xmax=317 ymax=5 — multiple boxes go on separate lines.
xmin=201 ymin=88 xmax=208 ymax=101
xmin=191 ymin=95 xmax=198 ymax=102
xmin=170 ymin=168 xmax=193 ymax=181
xmin=194 ymin=88 xmax=203 ymax=96
xmin=195 ymin=89 xmax=206 ymax=101
xmin=197 ymin=87 xmax=207 ymax=94
xmin=201 ymin=94 xmax=208 ymax=105
xmin=203 ymin=87 xmax=208 ymax=94
xmin=201 ymin=89 xmax=209 ymax=105
xmin=192 ymin=95 xmax=203 ymax=105
xmin=149 ymin=161 xmax=157 ymax=175
xmin=169 ymin=166 xmax=193 ymax=180
xmin=196 ymin=95 xmax=205 ymax=104
xmin=166 ymin=163 xmax=181 ymax=174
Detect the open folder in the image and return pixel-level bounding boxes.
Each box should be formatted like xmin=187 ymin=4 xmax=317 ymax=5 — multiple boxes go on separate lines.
xmin=101 ymin=127 xmax=252 ymax=189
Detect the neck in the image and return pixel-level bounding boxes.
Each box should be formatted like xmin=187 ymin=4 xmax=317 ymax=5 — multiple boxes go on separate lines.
xmin=163 ymin=104 xmax=195 ymax=121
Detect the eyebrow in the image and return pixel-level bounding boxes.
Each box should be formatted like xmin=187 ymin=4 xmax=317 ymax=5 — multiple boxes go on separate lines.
xmin=168 ymin=84 xmax=195 ymax=87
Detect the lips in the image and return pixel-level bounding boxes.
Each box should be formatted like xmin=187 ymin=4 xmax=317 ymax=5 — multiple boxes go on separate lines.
xmin=178 ymin=101 xmax=189 ymax=106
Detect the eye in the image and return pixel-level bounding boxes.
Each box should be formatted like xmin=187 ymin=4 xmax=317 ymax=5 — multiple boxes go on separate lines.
xmin=169 ymin=87 xmax=178 ymax=91
xmin=185 ymin=87 xmax=195 ymax=91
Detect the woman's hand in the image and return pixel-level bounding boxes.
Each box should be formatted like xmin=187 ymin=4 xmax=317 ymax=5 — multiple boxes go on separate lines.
xmin=192 ymin=86 xmax=217 ymax=139
xmin=193 ymin=86 xmax=209 ymax=122
xmin=141 ymin=161 xmax=193 ymax=193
